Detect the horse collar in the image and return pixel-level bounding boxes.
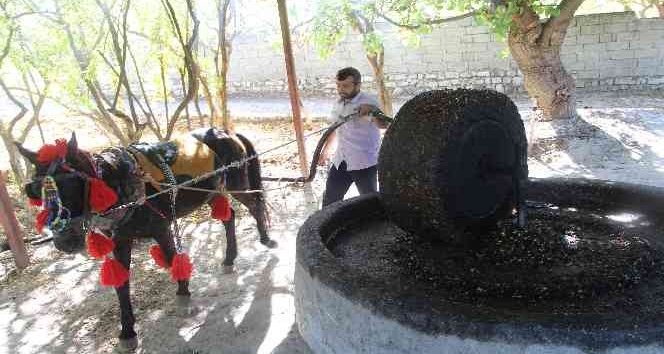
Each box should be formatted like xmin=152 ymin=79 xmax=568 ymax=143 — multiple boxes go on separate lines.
xmin=84 ymin=147 xmax=145 ymax=233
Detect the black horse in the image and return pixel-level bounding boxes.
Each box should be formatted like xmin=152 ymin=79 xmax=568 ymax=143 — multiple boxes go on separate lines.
xmin=15 ymin=127 xmax=275 ymax=349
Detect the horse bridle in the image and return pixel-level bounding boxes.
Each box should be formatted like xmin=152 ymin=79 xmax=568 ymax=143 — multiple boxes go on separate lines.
xmin=37 ymin=148 xmax=142 ymax=236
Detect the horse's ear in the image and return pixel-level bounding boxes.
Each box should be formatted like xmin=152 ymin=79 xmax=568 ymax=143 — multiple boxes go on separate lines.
xmin=66 ymin=132 xmax=78 ymax=160
xmin=14 ymin=142 xmax=38 ymax=165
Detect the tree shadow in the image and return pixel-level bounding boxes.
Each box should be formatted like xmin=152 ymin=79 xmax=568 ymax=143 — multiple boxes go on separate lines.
xmin=526 ymin=98 xmax=664 ymax=187
xmin=0 ymin=217 xmax=279 ymax=354
xmin=2 ymin=162 xmax=321 ymax=354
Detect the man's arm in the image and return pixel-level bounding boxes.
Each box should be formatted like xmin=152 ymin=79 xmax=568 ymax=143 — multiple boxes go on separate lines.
xmin=358 ymin=104 xmax=391 ymax=129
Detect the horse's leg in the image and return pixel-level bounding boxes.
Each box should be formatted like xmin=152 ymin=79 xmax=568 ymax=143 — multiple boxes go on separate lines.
xmin=154 ymin=233 xmax=191 ymax=296
xmin=230 ymin=192 xmax=277 ymax=248
xmin=222 ymin=208 xmax=238 ymax=267
xmin=112 ymin=237 xmax=138 ymax=349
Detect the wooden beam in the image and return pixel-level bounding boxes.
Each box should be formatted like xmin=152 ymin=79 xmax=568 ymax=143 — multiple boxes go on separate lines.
xmin=0 ymin=171 xmax=29 ymax=269
xmin=277 ymin=0 xmax=309 ymax=179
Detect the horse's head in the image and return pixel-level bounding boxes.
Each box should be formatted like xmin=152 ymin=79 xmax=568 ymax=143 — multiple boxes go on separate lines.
xmin=16 ymin=133 xmax=97 ymax=253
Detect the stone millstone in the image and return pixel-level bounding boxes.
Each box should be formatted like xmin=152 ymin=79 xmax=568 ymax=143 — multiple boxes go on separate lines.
xmin=378 ymin=89 xmax=528 ymax=241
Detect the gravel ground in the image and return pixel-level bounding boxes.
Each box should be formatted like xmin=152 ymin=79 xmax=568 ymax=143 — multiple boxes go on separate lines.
xmin=0 ymin=90 xmax=663 ymax=354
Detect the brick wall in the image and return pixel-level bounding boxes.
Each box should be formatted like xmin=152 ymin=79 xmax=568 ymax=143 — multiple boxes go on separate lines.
xmin=227 ymin=12 xmax=664 ymax=96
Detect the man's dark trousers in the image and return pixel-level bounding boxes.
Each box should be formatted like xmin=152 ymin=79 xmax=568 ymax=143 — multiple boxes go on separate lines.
xmin=322 ymin=161 xmax=377 ymax=207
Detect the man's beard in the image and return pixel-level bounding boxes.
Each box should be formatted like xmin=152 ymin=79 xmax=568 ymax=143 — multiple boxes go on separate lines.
xmin=339 ymin=88 xmax=360 ymax=100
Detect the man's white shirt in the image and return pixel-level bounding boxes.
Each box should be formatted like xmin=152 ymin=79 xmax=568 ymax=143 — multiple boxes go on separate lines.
xmin=328 ymin=91 xmax=381 ymax=171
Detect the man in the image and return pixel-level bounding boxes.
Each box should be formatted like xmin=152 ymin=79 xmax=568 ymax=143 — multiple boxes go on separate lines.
xmin=319 ymin=67 xmax=389 ymax=207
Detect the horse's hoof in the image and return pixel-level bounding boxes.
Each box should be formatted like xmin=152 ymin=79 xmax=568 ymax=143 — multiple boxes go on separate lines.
xmin=118 ymin=337 xmax=138 ymax=352
xmin=176 ymin=295 xmax=200 ymax=316
xmin=261 ymin=239 xmax=278 ymax=248
xmin=223 ymin=265 xmax=234 ymax=274
xmin=176 ymin=294 xmax=191 ymax=306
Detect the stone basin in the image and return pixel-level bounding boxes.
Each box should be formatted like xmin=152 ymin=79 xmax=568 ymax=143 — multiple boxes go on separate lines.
xmin=295 ymin=178 xmax=664 ymax=354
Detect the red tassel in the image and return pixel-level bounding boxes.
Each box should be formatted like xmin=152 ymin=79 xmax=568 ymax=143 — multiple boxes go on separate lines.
xmin=87 ymin=232 xmax=115 ymax=259
xmin=35 ymin=210 xmax=49 ymax=233
xmin=211 ymin=195 xmax=232 ymax=222
xmin=88 ymin=178 xmax=118 ymax=213
xmin=170 ymin=253 xmax=193 ymax=281
xmin=37 ymin=138 xmax=68 ymax=164
xmin=29 ymin=198 xmax=43 ymax=207
xmin=149 ymin=245 xmax=169 ymax=268
xmin=100 ymin=257 xmax=129 ymax=288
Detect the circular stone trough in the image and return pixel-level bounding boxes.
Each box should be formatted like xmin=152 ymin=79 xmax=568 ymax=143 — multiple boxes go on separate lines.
xmin=295 ymin=89 xmax=664 ymax=353
xmin=295 ymin=180 xmax=664 ymax=353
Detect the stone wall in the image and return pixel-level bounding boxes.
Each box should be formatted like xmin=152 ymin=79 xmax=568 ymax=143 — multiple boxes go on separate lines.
xmin=227 ymin=12 xmax=664 ymax=97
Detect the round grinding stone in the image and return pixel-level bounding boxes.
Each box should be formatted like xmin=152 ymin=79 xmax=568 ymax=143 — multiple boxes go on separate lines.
xmin=378 ymin=89 xmax=528 ymax=241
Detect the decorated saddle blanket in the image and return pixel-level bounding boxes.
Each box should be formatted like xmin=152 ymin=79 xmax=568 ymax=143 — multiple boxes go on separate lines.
xmin=129 ymin=134 xmax=217 ymax=191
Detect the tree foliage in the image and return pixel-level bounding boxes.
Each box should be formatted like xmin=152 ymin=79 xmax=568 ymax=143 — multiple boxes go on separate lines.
xmin=310 ymin=0 xmax=394 ymax=114
xmin=378 ymin=0 xmax=567 ymax=41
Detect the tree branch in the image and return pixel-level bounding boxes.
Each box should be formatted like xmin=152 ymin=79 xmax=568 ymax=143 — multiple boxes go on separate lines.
xmin=377 ymin=11 xmax=475 ymax=30
xmin=0 ymin=26 xmax=14 ymax=67
xmin=163 ymin=0 xmax=199 ymax=139
xmin=11 ymin=10 xmax=57 ymax=20
xmin=542 ymin=0 xmax=586 ymax=45
xmin=554 ymin=0 xmax=587 ymax=23
xmin=0 ymin=78 xmax=29 ymax=132
xmin=128 ymin=44 xmax=161 ymax=140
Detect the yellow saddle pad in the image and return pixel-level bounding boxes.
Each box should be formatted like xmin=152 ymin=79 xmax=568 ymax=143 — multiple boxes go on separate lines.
xmin=132 ymin=134 xmax=216 ymax=191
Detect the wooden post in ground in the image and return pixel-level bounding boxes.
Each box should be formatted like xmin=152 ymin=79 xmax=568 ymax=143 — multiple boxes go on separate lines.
xmin=0 ymin=171 xmax=29 ymax=269
xmin=276 ymin=0 xmax=309 ymax=179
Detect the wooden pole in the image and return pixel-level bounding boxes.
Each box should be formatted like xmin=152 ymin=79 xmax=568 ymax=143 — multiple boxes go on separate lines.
xmin=277 ymin=0 xmax=309 ymax=179
xmin=0 ymin=171 xmax=29 ymax=269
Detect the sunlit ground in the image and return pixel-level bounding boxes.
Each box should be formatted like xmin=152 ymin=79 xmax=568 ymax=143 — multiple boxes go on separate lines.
xmin=1 ymin=90 xmax=663 ymax=353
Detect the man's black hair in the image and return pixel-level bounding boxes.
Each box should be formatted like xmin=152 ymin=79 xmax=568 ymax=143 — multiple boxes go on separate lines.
xmin=336 ymin=67 xmax=361 ymax=84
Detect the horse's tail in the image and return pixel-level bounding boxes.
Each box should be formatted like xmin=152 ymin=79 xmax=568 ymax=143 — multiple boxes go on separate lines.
xmin=235 ymin=133 xmax=262 ymax=192
xmin=235 ymin=133 xmax=270 ymax=225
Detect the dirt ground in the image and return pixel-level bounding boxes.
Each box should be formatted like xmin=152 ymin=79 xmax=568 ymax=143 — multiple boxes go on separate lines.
xmin=1 ymin=91 xmax=663 ymax=354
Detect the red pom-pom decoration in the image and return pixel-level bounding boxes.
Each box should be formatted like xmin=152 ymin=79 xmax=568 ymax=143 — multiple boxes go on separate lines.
xmin=87 ymin=232 xmax=115 ymax=259
xmin=100 ymin=257 xmax=129 ymax=288
xmin=37 ymin=138 xmax=68 ymax=164
xmin=149 ymin=244 xmax=169 ymax=268
xmin=35 ymin=210 xmax=49 ymax=233
xmin=88 ymin=178 xmax=118 ymax=213
xmin=211 ymin=195 xmax=232 ymax=222
xmin=29 ymin=198 xmax=43 ymax=207
xmin=170 ymin=253 xmax=193 ymax=281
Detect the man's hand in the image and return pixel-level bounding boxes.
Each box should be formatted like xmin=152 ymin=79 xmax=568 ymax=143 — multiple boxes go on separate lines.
xmin=358 ymin=104 xmax=377 ymax=117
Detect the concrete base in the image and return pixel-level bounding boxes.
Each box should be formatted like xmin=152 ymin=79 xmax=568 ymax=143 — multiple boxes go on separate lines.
xmin=295 ymin=262 xmax=662 ymax=354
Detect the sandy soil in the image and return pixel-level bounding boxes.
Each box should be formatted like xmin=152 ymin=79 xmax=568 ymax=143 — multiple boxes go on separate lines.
xmin=0 ymin=90 xmax=663 ymax=354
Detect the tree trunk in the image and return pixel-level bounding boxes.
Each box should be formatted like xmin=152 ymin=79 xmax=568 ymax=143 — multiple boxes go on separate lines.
xmin=217 ymin=48 xmax=231 ymax=131
xmin=0 ymin=132 xmax=26 ymax=185
xmin=367 ymin=50 xmax=394 ymax=116
xmin=656 ymin=2 xmax=664 ymax=18
xmin=508 ymin=8 xmax=578 ymax=122
xmin=215 ymin=0 xmax=232 ymax=131
xmin=508 ymin=38 xmax=576 ymax=121
xmin=194 ymin=90 xmax=204 ymax=127
xmin=199 ymin=73 xmax=221 ymax=126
